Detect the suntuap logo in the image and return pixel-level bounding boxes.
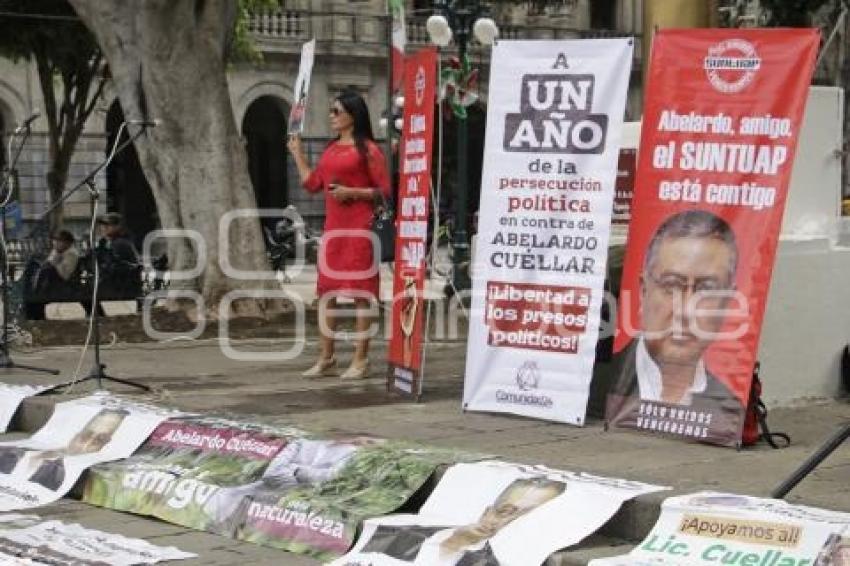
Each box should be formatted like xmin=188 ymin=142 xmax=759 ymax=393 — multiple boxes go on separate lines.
xmin=503 ymin=73 xmax=608 ymax=154
xmin=495 ymin=361 xmax=553 ymax=408
xmin=704 ymin=39 xmax=761 ymax=94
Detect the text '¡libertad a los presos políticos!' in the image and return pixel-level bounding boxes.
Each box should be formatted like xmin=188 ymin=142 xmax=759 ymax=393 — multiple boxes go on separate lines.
xmin=485 ymin=281 xmax=590 ymax=354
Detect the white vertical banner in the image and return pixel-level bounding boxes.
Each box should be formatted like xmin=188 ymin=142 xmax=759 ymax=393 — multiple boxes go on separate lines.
xmin=288 ymin=38 xmax=316 ymax=134
xmin=463 ymin=39 xmax=633 ymax=425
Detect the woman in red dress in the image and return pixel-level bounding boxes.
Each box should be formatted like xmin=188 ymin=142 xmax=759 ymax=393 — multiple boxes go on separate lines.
xmin=287 ymin=91 xmax=390 ymax=379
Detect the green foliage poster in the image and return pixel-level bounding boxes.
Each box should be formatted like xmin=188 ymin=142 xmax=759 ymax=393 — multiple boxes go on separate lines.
xmin=83 ymin=416 xmax=473 ymax=560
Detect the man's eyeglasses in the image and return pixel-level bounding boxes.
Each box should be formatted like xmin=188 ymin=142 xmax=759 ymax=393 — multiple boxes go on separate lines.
xmin=646 ymin=272 xmax=731 ymax=297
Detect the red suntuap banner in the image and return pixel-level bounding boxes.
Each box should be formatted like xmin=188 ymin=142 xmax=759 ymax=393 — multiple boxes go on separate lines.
xmin=606 ymin=29 xmax=819 ymax=446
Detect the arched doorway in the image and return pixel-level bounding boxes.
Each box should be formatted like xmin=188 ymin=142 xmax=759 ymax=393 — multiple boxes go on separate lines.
xmin=105 ymin=100 xmax=158 ymax=251
xmin=241 ymin=96 xmax=289 ymax=214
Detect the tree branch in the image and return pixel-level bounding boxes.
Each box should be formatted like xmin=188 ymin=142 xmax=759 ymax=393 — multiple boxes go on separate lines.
xmin=81 ymin=54 xmax=105 ymax=119
xmin=33 ymin=48 xmax=60 ymax=157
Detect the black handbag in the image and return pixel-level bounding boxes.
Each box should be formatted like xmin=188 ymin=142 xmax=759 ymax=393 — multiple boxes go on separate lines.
xmin=372 ymin=192 xmax=396 ymax=263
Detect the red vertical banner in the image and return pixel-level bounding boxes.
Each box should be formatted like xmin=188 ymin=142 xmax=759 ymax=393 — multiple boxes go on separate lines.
xmin=387 ymin=47 xmax=436 ymax=396
xmin=606 ymin=29 xmax=819 ymax=446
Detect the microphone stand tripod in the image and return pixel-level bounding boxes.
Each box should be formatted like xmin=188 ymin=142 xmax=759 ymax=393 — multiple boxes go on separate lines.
xmin=0 ymin=122 xmax=59 ymax=375
xmin=42 ymin=123 xmax=151 ymax=393
xmin=772 ymin=422 xmax=850 ymax=498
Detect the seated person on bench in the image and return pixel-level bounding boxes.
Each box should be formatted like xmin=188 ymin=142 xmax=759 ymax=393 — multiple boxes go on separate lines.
xmin=82 ymin=212 xmax=141 ymax=316
xmin=24 ymin=230 xmax=80 ymax=320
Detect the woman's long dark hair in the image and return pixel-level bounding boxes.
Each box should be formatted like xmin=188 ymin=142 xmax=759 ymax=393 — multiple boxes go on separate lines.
xmin=335 ymin=90 xmax=375 ymax=164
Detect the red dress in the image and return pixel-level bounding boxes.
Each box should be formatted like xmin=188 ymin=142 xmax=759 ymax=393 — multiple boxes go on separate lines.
xmin=304 ymin=140 xmax=390 ymax=298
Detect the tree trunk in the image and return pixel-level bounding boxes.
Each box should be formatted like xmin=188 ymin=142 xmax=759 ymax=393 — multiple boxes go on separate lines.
xmin=46 ymin=145 xmax=72 ymax=231
xmin=68 ymin=0 xmax=275 ymax=318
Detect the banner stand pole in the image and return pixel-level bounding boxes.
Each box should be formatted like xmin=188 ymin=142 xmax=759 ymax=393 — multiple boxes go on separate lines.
xmin=415 ymin=297 xmax=431 ymax=402
xmin=771 ymin=422 xmax=850 ymax=499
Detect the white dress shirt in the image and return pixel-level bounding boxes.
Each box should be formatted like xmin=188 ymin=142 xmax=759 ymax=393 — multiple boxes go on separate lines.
xmin=635 ymin=336 xmax=707 ymax=405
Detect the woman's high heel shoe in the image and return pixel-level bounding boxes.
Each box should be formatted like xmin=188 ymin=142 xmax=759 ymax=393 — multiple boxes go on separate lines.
xmin=302 ymin=357 xmax=338 ymax=378
xmin=340 ymin=360 xmax=370 ymax=380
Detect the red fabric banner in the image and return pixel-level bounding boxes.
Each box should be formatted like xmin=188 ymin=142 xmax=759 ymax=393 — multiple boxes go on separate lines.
xmin=387 ymin=48 xmax=437 ymax=396
xmin=606 ymin=29 xmax=819 ymax=446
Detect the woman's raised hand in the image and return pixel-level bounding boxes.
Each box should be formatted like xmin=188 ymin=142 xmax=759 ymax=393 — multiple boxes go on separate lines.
xmin=286 ymin=134 xmax=304 ymax=157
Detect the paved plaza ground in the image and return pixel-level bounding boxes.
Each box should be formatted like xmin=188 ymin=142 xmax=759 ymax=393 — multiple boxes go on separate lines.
xmin=1 ymin=332 xmax=848 ymax=564
xmin=0 ymin=264 xmax=846 ymax=564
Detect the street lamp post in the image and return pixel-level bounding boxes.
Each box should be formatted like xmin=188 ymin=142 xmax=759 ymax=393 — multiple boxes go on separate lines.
xmin=427 ymin=1 xmax=498 ymax=295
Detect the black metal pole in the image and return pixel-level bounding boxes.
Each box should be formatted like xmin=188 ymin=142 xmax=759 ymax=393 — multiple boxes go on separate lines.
xmin=0 ymin=126 xmax=57 ymax=374
xmin=386 ymin=11 xmax=395 ymax=192
xmin=451 ymin=16 xmax=471 ymax=293
xmin=86 ymin=181 xmax=104 ymax=390
xmin=40 ymin=127 xmax=147 ymax=223
xmin=771 ymin=422 xmax=850 ymax=499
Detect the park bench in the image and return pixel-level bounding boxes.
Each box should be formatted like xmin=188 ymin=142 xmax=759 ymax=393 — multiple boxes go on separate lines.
xmin=6 ymin=236 xmax=144 ymax=319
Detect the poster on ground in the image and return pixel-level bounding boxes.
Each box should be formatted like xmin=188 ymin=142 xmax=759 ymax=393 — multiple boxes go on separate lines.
xmin=0 ymin=513 xmax=195 ymax=565
xmin=331 ymin=460 xmax=666 ymax=566
xmin=605 ymin=29 xmax=820 ymax=447
xmin=463 ymin=38 xmax=634 ymax=425
xmin=0 ymin=385 xmax=45 ymax=433
xmin=83 ymin=416 xmax=477 ymax=562
xmin=388 ymin=47 xmax=437 ymax=397
xmin=288 ymin=38 xmax=316 ymax=134
xmin=0 ymin=393 xmax=172 ymax=511
xmin=589 ymin=492 xmax=850 ymax=566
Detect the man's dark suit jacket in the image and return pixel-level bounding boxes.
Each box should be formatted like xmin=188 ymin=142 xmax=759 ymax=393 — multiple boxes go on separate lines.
xmin=606 ymin=339 xmax=745 ymax=446
xmin=362 ymin=525 xmax=444 ymax=561
xmin=361 ymin=524 xmax=500 ymax=564
xmin=0 ymin=447 xmax=65 ymax=491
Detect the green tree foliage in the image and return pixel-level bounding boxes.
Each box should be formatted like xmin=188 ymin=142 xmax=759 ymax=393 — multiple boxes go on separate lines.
xmin=0 ymin=0 xmax=105 ymax=228
xmin=0 ymin=0 xmax=275 ymax=229
xmin=759 ymin=0 xmax=835 ymax=26
xmin=230 ymin=0 xmax=279 ymax=63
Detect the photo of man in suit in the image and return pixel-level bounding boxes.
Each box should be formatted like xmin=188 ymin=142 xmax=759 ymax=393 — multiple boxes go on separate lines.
xmin=832 ymin=539 xmax=850 ymax=566
xmin=607 ymin=210 xmax=745 ymax=438
xmin=0 ymin=408 xmax=128 ymax=491
xmin=359 ymin=476 xmax=566 ymax=565
xmin=816 ymin=535 xmax=850 ymax=566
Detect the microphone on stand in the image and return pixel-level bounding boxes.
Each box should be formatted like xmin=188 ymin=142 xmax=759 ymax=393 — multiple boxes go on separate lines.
xmin=127 ymin=119 xmax=160 ymax=128
xmin=14 ymin=110 xmax=40 ymax=134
